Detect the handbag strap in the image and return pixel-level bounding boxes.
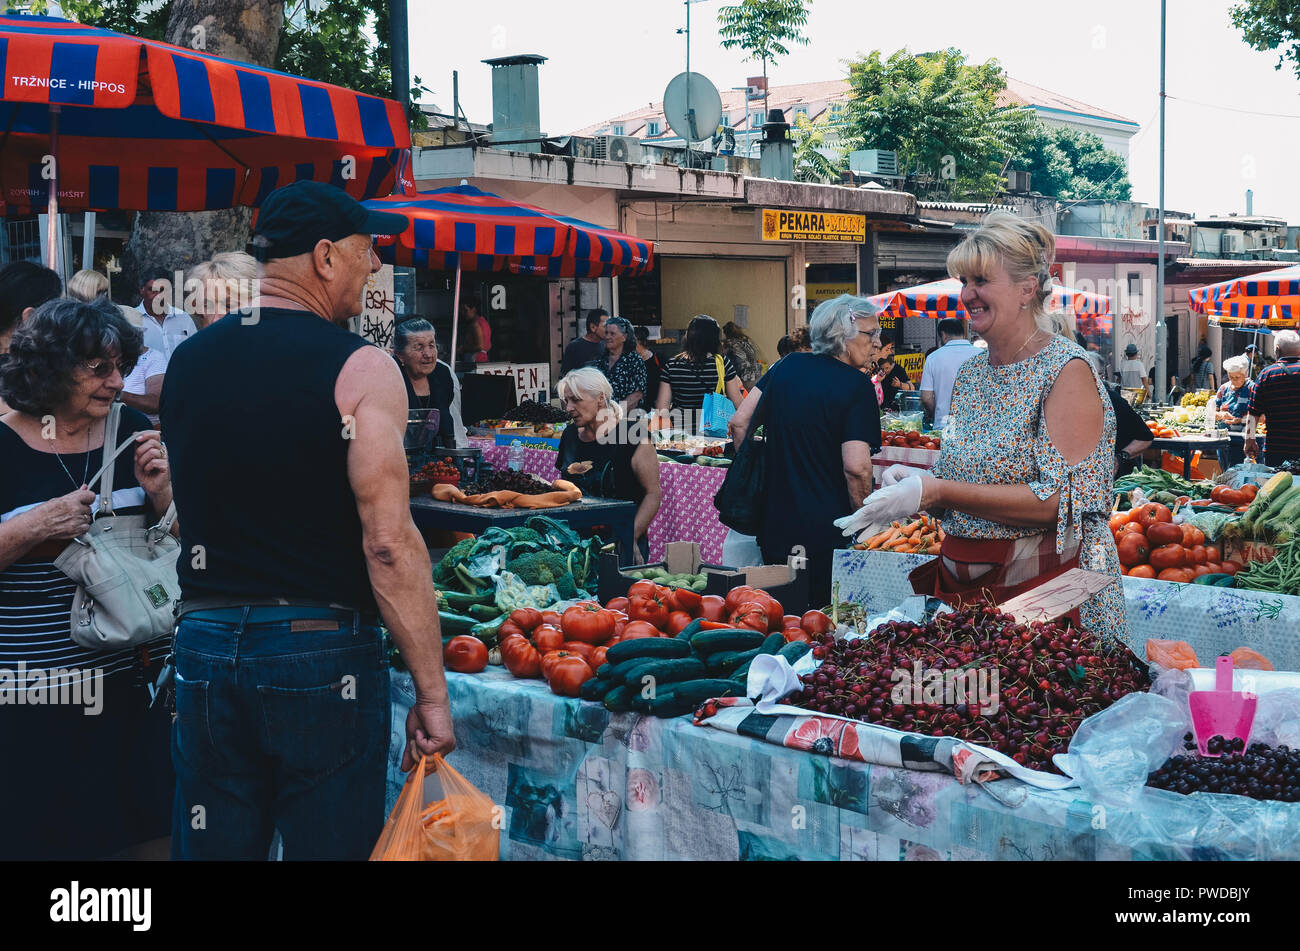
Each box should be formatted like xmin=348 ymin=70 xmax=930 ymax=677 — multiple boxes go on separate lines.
xmin=83 ymin=402 xmax=178 ymax=534
xmin=713 ymin=354 xmax=726 ymax=395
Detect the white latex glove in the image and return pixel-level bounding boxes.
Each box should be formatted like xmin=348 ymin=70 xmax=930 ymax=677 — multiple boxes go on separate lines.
xmin=881 ymin=463 xmax=927 ymax=487
xmin=834 ymin=477 xmax=926 ymax=540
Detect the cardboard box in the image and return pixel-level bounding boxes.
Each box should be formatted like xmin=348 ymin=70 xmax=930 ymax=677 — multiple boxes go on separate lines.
xmin=706 ymin=560 xmax=812 ymax=617
xmin=597 ymin=542 xmax=735 ymax=603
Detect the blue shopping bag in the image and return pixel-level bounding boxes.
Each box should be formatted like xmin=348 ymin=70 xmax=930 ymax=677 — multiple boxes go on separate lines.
xmin=700 ymin=354 xmax=734 ymax=437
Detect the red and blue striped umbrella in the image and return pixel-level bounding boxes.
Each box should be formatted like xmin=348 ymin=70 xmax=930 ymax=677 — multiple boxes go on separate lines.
xmin=1188 ymin=264 xmax=1300 ymax=324
xmin=365 ymin=184 xmax=654 ymax=278
xmin=0 ymin=12 xmax=410 ymax=214
xmin=866 ymin=277 xmax=1114 ymax=332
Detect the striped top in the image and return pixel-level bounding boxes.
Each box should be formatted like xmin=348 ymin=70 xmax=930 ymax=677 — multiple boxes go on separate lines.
xmin=0 ymin=408 xmax=166 ymax=682
xmin=1248 ymin=357 xmax=1300 ymax=460
xmin=660 ymin=353 xmax=738 ymax=417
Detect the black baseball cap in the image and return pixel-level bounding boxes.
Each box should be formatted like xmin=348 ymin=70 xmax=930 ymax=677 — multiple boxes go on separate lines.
xmin=251 ymin=181 xmax=408 ymax=261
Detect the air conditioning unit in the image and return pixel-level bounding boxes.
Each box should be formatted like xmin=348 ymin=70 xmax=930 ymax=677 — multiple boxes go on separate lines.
xmin=568 ymin=137 xmax=599 ymax=160
xmin=848 ymin=149 xmax=900 ymax=177
xmin=1006 ymin=170 xmax=1032 ymax=193
xmin=1221 ymin=233 xmax=1243 ymax=255
xmin=594 ymin=135 xmax=642 ymax=163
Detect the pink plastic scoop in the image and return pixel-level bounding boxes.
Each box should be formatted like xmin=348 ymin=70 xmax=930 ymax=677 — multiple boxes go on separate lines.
xmin=1188 ymin=656 xmax=1257 ymax=757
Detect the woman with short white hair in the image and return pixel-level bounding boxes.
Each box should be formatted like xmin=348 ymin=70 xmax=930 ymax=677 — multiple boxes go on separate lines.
xmin=1215 ymin=354 xmax=1257 ymax=469
xmin=727 ymin=293 xmax=882 ymax=606
xmin=556 ymin=367 xmax=660 ymax=562
xmin=186 ymin=251 xmax=258 ymax=329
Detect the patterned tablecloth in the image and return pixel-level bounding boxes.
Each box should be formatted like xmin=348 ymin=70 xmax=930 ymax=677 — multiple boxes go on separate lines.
xmin=831 ymin=549 xmax=1300 ymax=671
xmin=387 ymin=668 xmax=1139 ymax=861
xmin=469 ymin=440 xmax=729 ymax=563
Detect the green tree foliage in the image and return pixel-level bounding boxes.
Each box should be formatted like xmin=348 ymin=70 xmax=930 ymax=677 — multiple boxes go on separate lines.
xmin=1009 ymin=124 xmax=1132 ymax=201
xmin=717 ymin=0 xmax=811 ymax=116
xmin=61 ymin=0 xmax=429 ymax=124
xmin=1231 ymin=0 xmax=1300 ymax=79
xmin=842 ymin=47 xmax=1033 ymax=201
xmin=791 ymin=112 xmax=841 ymax=183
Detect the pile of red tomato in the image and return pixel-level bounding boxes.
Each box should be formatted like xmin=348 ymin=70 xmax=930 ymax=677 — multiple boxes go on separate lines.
xmin=882 ymin=430 xmax=941 ymax=451
xmin=1109 ymin=501 xmax=1243 ymax=582
xmin=445 ymin=581 xmax=836 ymax=699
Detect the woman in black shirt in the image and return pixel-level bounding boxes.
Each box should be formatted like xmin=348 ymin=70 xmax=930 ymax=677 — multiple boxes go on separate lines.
xmin=634 ymin=325 xmax=662 ymax=408
xmin=557 ymin=367 xmax=661 ymax=561
xmin=394 ymin=318 xmax=457 ymax=450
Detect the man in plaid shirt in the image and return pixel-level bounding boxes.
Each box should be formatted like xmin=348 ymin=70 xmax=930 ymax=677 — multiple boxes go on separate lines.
xmin=1245 ymin=331 xmax=1300 ymax=466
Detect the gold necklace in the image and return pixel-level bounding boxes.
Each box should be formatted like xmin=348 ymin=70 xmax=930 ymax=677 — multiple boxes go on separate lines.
xmin=996 ymin=329 xmax=1045 ymax=366
xmin=48 ymin=420 xmax=93 ymax=490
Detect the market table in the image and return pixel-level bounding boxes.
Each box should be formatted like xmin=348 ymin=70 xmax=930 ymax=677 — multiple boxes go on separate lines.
xmin=1151 ymin=434 xmax=1232 ymax=480
xmin=410 ymin=496 xmax=637 ymax=565
xmin=387 ymin=668 xmax=1137 ymax=860
xmin=465 ymin=439 xmax=731 ymax=563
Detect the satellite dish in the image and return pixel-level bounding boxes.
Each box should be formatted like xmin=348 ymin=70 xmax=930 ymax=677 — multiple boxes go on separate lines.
xmin=663 ymin=72 xmax=723 ymax=144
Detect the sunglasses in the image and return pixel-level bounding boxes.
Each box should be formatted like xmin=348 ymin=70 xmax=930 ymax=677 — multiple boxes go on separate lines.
xmin=79 ymin=358 xmax=130 ymax=378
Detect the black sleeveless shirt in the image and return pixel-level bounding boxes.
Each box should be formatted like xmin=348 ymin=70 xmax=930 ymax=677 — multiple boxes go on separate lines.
xmin=160 ymin=307 xmax=377 ymax=611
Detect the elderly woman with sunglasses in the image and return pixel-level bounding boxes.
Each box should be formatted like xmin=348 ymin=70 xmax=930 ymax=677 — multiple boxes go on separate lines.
xmin=728 ymin=295 xmax=883 ymax=607
xmin=0 ymin=297 xmax=175 ymax=860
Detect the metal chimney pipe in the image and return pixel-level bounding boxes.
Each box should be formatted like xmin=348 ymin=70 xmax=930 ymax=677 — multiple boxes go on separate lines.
xmin=1247 ymin=189 xmax=1254 ymax=216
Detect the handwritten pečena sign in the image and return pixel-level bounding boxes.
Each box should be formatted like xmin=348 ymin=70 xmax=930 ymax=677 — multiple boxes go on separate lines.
xmin=759 ymin=209 xmax=866 ymax=243
xmin=476 ymin=362 xmax=552 ymax=404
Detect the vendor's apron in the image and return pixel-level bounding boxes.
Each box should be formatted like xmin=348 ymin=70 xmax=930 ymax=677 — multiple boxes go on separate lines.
xmin=908 ymin=531 xmax=1083 ymax=626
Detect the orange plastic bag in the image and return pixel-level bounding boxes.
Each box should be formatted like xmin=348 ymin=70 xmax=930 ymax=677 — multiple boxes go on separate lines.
xmin=370 ymin=755 xmax=499 ymax=861
xmin=1230 ymin=647 xmax=1274 ymax=671
xmin=1146 ymin=638 xmax=1200 ymax=670
xmin=1160 ymin=451 xmax=1204 ymax=481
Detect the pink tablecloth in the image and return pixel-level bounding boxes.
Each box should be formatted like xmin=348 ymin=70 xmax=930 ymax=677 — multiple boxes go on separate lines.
xmin=470 ymin=439 xmax=728 ymax=562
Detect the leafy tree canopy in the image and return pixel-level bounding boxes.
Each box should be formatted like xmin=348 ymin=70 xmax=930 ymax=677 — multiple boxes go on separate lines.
xmin=1231 ymin=0 xmax=1300 ymax=79
xmin=842 ymin=47 xmax=1033 ymax=201
xmin=1009 ymin=123 xmax=1132 ymax=202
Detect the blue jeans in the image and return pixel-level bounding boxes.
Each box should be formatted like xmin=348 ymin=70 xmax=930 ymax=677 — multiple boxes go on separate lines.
xmin=170 ymin=608 xmax=391 ymax=860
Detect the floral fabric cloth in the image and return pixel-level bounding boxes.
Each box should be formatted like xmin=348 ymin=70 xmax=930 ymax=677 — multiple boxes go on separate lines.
xmin=929 ymin=335 xmax=1129 ymax=642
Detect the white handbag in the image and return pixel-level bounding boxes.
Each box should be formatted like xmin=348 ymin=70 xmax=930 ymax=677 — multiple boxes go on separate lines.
xmin=53 ymin=403 xmax=180 ymax=651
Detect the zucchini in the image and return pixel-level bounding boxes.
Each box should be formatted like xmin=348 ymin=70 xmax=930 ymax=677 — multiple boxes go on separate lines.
xmin=470 ymin=615 xmax=506 ymax=643
xmin=438 ymin=589 xmax=496 ymax=610
xmin=691 ymin=628 xmax=766 ymax=654
xmin=646 ymin=679 xmax=742 ymax=718
xmin=706 ymin=646 xmax=762 ymax=676
xmin=605 ymin=637 xmax=692 ymax=665
xmin=676 ymin=618 xmax=705 ymax=641
xmin=437 ymin=610 xmax=479 ymax=634
xmin=778 ymin=640 xmax=812 ymax=664
xmin=467 ymin=603 xmax=500 ymax=621
xmin=621 ymin=657 xmax=707 ymax=690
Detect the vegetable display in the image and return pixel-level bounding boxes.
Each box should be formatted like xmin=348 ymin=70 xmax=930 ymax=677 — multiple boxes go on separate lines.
xmin=880 ymin=429 xmax=942 ymax=451
xmin=1148 ymin=737 xmax=1300 ymax=802
xmin=1223 ymin=471 xmax=1297 ymax=544
xmin=853 ymin=515 xmax=944 ymax=554
xmin=623 ymin=566 xmax=710 ymax=592
xmin=1113 ymin=466 xmax=1213 ymax=503
xmin=1234 ymin=541 xmax=1300 ymax=595
xmin=433 ymin=516 xmax=604 ymax=604
xmin=786 ymin=596 xmax=1149 ymax=772
xmin=1109 ymin=502 xmax=1240 ymax=582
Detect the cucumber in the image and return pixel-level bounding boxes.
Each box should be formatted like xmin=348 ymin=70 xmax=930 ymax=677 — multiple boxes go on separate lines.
xmin=603 ymin=684 xmax=637 ymax=712
xmin=646 ymin=679 xmax=741 ymax=717
xmin=621 ymin=657 xmax=707 ymax=690
xmin=778 ymin=640 xmax=812 ymax=664
xmin=438 ymin=610 xmax=479 ymax=634
xmin=706 ymin=646 xmax=762 ymax=676
xmin=467 ymin=603 xmax=500 ymax=621
xmin=470 ymin=615 xmax=506 ymax=643
xmin=676 ymin=618 xmax=705 ymax=641
xmin=438 ymin=589 xmax=496 ymax=610
xmin=580 ymin=675 xmax=613 ymax=701
xmin=691 ymin=628 xmax=766 ymax=654
xmin=605 ymin=637 xmax=692 ymax=665
xmin=732 ymin=634 xmax=788 ymax=682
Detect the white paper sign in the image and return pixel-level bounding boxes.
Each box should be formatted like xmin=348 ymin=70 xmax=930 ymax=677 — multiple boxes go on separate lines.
xmin=358 ymin=264 xmax=395 ymax=349
xmin=476 ymin=362 xmax=552 ymax=404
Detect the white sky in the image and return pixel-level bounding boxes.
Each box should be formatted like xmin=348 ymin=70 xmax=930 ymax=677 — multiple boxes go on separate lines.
xmin=410 ymin=0 xmax=1300 ymax=223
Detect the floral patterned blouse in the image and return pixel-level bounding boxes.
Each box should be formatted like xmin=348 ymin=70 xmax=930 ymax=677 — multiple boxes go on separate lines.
xmin=591 ymin=349 xmax=648 ymax=407
xmin=930 ymin=335 xmax=1130 ymax=643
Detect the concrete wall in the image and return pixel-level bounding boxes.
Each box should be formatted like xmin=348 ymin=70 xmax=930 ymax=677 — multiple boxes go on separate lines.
xmin=659 ymin=256 xmax=789 ymax=360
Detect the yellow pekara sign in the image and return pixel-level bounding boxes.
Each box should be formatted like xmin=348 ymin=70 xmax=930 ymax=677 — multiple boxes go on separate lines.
xmin=760 ymin=208 xmax=866 ymax=243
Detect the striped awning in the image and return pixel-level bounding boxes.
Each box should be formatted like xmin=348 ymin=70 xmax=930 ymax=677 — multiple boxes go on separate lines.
xmin=866 ymin=277 xmax=1114 ymax=331
xmin=364 ymin=184 xmax=655 ymax=277
xmin=0 ymin=12 xmax=410 ymax=212
xmin=1188 ymin=264 xmax=1300 ymax=323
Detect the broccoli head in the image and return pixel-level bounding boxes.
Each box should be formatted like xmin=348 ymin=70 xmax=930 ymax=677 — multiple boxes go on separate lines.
xmin=434 ymin=537 xmax=481 ymax=584
xmin=509 ymin=550 xmax=574 ymax=590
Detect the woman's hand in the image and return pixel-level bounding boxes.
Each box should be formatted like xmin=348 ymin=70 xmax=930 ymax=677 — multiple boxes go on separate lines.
xmin=133 ymin=431 xmax=171 ymax=499
xmin=36 ymin=487 xmax=96 ymax=540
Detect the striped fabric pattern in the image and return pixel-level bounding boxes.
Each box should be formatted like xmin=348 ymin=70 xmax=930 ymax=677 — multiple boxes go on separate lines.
xmin=365 ymin=185 xmax=655 ymax=278
xmin=866 ymin=278 xmax=1114 ymax=332
xmin=1188 ymin=264 xmax=1300 ymax=324
xmin=0 ymin=12 xmax=410 ymax=212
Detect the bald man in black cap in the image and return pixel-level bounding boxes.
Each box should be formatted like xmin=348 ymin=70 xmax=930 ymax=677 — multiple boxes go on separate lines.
xmin=161 ymin=181 xmax=454 ymax=860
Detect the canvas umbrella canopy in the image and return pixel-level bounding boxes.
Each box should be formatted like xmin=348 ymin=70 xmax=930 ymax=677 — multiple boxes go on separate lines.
xmin=0 ymin=12 xmax=411 ymax=265
xmin=364 ymin=184 xmax=655 ymax=362
xmin=1188 ymin=264 xmax=1300 ymax=324
xmin=866 ymin=277 xmax=1114 ymax=335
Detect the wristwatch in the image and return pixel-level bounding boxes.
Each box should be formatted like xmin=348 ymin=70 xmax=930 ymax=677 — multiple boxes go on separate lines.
xmin=1119 ymin=449 xmax=1137 ymax=462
